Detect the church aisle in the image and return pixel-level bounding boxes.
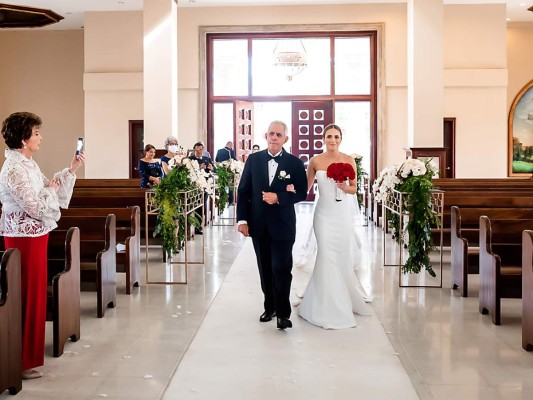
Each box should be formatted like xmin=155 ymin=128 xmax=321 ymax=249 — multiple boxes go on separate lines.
xmin=161 ymin=240 xmax=419 ymax=400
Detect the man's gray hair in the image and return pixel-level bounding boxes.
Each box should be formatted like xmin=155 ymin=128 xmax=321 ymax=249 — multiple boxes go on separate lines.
xmin=164 ymin=136 xmax=178 ymax=149
xmin=268 ymin=120 xmax=288 ymax=135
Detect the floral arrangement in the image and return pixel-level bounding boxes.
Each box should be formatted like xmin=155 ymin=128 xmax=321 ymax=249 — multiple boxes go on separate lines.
xmin=350 ymin=153 xmax=368 ymax=205
xmin=372 ymin=166 xmax=400 ymax=203
xmin=153 ymin=154 xmax=209 ymax=255
xmin=373 ymin=158 xmax=439 ymax=277
xmin=215 ymin=159 xmax=244 ymax=213
xmin=326 ymin=162 xmax=356 ymax=201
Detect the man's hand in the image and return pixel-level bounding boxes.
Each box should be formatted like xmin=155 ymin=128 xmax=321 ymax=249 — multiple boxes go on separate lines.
xmin=238 ymin=223 xmax=249 ymax=237
xmin=262 ymin=191 xmax=278 ymax=205
xmin=286 ymin=184 xmax=295 ymax=193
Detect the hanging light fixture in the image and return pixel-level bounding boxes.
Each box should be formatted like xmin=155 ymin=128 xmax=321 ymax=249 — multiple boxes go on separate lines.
xmin=0 ymin=3 xmax=63 ymax=28
xmin=272 ymin=39 xmax=308 ymax=81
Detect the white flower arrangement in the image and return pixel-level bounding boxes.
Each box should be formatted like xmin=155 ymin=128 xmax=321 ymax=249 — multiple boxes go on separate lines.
xmin=169 ymin=154 xmax=215 ymax=197
xmin=217 ymin=159 xmax=244 ymax=186
xmin=372 ymin=166 xmax=400 ymax=203
xmin=398 ymin=158 xmax=427 ymax=178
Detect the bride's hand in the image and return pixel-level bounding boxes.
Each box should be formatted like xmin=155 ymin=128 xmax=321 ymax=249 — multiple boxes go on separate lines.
xmin=337 ymin=182 xmax=347 ymax=192
xmin=286 ymin=184 xmax=295 ymax=193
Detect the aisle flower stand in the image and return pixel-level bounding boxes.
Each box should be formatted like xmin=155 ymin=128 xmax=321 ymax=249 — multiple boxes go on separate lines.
xmin=382 ymin=189 xmax=445 ymax=288
xmin=145 ymin=188 xmax=204 ymax=284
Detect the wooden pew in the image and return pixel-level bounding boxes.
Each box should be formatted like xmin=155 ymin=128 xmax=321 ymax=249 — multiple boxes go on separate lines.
xmin=61 ymin=207 xmax=140 ymax=294
xmin=522 ymin=230 xmax=533 ymax=351
xmin=478 ymin=216 xmax=533 ymax=325
xmin=451 ymin=206 xmax=533 ymax=297
xmin=56 ymin=215 xmax=116 ymax=318
xmin=75 ymin=179 xmax=141 ymax=188
xmin=434 ymin=178 xmax=533 ymax=191
xmin=47 ymin=228 xmax=81 ymax=357
xmin=0 ymin=248 xmax=22 ymax=395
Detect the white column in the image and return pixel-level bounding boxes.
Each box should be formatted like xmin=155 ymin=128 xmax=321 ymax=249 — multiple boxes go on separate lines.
xmin=407 ymin=0 xmax=443 ymax=147
xmin=144 ymin=0 xmax=178 ymax=148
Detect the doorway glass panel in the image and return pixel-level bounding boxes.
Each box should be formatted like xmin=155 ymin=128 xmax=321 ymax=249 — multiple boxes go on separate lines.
xmin=213 ymin=102 xmax=234 ymax=155
xmin=251 ymin=38 xmax=330 ymax=96
xmin=335 ymin=101 xmax=371 ymax=174
xmin=334 ymin=37 xmax=371 ymax=95
xmin=213 ymin=39 xmax=248 ymax=96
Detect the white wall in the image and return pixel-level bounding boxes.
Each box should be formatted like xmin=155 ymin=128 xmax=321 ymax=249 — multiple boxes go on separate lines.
xmin=0 ymin=30 xmax=84 ymax=178
xmin=83 ymin=11 xmax=143 ymax=178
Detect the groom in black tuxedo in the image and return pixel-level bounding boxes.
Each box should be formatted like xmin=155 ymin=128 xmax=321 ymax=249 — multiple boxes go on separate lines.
xmin=237 ymin=121 xmax=307 ymax=330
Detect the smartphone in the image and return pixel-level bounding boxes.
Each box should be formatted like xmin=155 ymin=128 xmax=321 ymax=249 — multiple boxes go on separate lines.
xmin=76 ymin=137 xmax=84 ymax=158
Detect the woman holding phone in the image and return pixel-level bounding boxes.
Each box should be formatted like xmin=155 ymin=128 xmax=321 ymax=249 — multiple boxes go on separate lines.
xmin=0 ymin=112 xmax=85 ymax=379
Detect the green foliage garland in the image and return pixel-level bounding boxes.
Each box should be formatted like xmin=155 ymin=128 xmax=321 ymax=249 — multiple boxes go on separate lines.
xmin=354 ymin=156 xmax=367 ymax=206
xmin=153 ymin=164 xmax=201 ymax=254
xmin=390 ymin=162 xmax=440 ymax=277
xmin=215 ymin=164 xmax=231 ymax=214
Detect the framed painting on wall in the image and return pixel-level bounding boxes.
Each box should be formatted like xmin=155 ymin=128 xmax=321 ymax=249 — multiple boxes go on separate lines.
xmin=509 ymin=79 xmax=533 ymax=176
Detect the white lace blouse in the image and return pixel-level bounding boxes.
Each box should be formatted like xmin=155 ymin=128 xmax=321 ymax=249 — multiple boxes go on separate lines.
xmin=0 ymin=149 xmax=76 ymax=237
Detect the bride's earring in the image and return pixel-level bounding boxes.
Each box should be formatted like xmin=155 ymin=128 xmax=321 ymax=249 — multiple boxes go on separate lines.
xmin=23 ymin=145 xmax=27 ymax=149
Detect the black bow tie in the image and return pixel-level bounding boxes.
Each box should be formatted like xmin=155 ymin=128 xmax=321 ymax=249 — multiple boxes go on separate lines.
xmin=267 ymin=153 xmax=281 ymax=161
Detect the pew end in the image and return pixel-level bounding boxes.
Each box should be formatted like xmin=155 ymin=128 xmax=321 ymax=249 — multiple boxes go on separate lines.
xmin=0 ymin=248 xmax=22 ymax=395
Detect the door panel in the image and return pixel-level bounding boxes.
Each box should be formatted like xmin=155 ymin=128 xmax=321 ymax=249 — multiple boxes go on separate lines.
xmin=234 ymin=100 xmax=254 ymax=162
xmin=129 ymin=120 xmax=144 ymax=179
xmin=291 ymin=101 xmax=333 ymax=200
xmin=443 ymin=118 xmax=456 ymax=178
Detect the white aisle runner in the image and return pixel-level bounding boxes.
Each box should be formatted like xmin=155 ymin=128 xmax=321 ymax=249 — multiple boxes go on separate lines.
xmin=161 ymin=240 xmax=419 ymax=400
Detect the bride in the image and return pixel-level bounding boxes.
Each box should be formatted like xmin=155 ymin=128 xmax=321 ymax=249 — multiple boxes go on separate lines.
xmin=295 ymin=124 xmax=371 ymax=329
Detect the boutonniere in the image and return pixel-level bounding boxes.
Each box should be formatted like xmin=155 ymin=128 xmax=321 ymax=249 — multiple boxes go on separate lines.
xmin=278 ymin=170 xmax=290 ymax=180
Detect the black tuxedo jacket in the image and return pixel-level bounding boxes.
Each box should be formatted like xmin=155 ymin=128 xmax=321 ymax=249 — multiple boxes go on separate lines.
xmin=215 ymin=147 xmax=237 ymax=162
xmin=237 ymin=149 xmax=307 ymax=241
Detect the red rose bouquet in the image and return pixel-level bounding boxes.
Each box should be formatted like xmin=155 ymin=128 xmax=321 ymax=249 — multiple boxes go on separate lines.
xmin=326 ymin=162 xmax=356 ymax=201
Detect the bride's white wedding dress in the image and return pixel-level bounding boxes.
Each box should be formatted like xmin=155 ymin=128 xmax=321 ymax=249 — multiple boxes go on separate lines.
xmin=297 ymin=170 xmax=371 ymax=329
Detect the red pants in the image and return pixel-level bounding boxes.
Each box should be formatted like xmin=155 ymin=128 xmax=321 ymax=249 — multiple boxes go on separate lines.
xmin=4 ymin=234 xmax=49 ymax=371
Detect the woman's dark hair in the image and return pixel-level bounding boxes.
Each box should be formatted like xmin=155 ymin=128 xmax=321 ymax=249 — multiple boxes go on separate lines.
xmin=1 ymin=112 xmax=42 ymax=149
xmin=143 ymin=144 xmax=156 ymax=156
xmin=322 ymin=123 xmax=343 ymax=139
xmin=252 ymin=144 xmax=260 ymax=150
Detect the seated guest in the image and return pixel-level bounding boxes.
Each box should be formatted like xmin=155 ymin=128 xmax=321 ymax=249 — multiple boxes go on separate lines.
xmin=252 ymin=144 xmax=260 ymax=153
xmin=160 ymin=136 xmax=180 ymax=176
xmin=215 ymin=141 xmax=237 ymax=162
xmin=189 ymin=142 xmax=215 ymax=234
xmin=138 ymin=144 xmax=162 ymax=188
xmin=198 ymin=140 xmax=211 ymax=158
xmin=189 ymin=142 xmax=215 ymax=174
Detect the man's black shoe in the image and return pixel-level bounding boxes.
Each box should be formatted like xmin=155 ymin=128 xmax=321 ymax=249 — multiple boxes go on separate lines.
xmin=259 ymin=310 xmax=276 ymax=322
xmin=195 ymin=228 xmax=203 ymax=235
xmin=277 ymin=317 xmax=293 ymax=330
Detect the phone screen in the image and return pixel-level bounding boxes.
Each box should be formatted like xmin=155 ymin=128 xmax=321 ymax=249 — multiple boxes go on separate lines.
xmin=76 ymin=137 xmax=84 ymax=154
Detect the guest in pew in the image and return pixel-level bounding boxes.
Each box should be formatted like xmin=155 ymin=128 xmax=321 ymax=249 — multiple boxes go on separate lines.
xmin=0 ymin=112 xmax=85 ymax=380
xmin=160 ymin=136 xmax=180 ymax=177
xmin=189 ymin=142 xmax=215 ymax=234
xmin=138 ymin=144 xmax=162 ymax=188
xmin=252 ymin=144 xmax=260 ymax=154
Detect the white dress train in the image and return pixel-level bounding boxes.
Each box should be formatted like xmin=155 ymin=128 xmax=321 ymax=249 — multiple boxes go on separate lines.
xmin=297 ymin=170 xmax=371 ymax=329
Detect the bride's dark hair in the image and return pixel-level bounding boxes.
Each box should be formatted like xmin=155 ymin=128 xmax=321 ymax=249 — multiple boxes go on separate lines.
xmin=322 ymin=123 xmax=343 ymax=139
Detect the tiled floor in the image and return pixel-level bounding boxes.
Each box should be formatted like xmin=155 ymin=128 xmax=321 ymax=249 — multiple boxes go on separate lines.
xmin=2 ymin=204 xmax=533 ymax=400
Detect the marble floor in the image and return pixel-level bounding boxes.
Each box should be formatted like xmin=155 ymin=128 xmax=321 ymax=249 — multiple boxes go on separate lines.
xmin=2 ymin=204 xmax=533 ymax=400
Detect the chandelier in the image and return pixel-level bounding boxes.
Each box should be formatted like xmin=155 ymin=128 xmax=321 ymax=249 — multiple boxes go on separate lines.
xmin=272 ymin=39 xmax=308 ymax=81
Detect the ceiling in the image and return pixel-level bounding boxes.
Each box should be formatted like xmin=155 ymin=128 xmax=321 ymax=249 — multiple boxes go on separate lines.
xmin=2 ymin=0 xmax=533 ymax=30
